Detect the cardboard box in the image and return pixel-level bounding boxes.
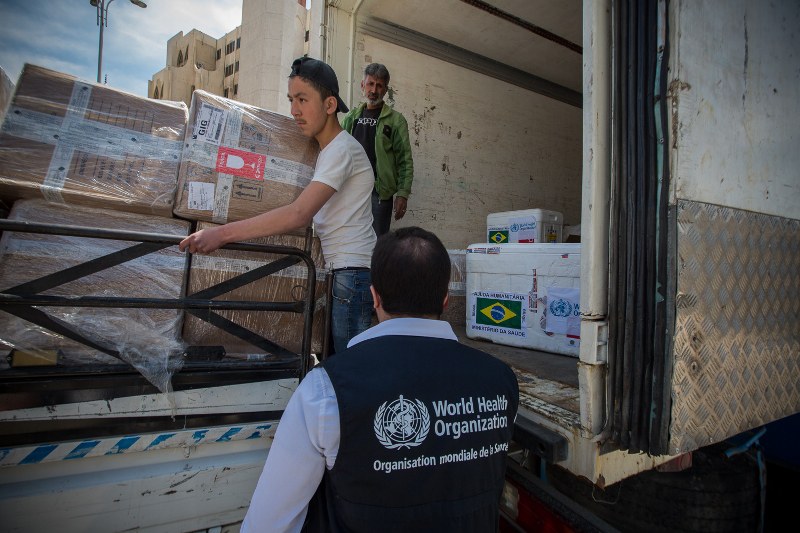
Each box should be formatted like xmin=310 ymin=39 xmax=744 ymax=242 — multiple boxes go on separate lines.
xmin=466 ymin=243 xmax=581 ymax=356
xmin=487 ymin=208 xmax=564 ymax=244
xmin=0 ymin=64 xmax=188 ymax=217
xmin=441 ymin=249 xmax=466 ymax=327
xmin=0 ymin=199 xmax=191 ymax=378
xmin=182 ymin=222 xmax=328 ymax=355
xmin=173 ymin=91 xmax=319 ymax=227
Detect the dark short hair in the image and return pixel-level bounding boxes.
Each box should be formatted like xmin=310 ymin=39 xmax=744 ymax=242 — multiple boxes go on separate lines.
xmin=364 ymin=63 xmax=390 ymax=84
xmin=290 ymin=72 xmax=334 ymax=103
xmin=371 ymin=226 xmax=450 ymax=316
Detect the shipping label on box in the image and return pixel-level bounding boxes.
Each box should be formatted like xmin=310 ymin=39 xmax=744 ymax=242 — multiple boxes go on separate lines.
xmin=544 ymin=287 xmax=581 ymax=338
xmin=469 ymin=291 xmax=528 ymax=339
xmin=174 ymin=91 xmax=319 ymax=227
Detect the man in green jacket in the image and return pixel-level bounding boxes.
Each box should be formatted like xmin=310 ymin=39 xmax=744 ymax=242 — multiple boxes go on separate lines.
xmin=342 ymin=63 xmax=414 ymax=236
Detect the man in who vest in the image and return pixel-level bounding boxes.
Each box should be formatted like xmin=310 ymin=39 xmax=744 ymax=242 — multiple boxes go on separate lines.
xmin=242 ymin=226 xmax=520 ymax=532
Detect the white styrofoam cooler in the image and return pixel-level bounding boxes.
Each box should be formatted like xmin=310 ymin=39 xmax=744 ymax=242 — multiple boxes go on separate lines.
xmin=486 ymin=208 xmax=563 ymax=244
xmin=466 ymin=243 xmax=581 ymax=356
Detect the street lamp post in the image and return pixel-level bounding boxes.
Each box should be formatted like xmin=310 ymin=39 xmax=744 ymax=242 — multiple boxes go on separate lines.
xmin=90 ymin=0 xmax=147 ymax=83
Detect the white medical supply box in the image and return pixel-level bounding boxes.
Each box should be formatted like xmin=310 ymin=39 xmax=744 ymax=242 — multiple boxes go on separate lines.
xmin=466 ymin=243 xmax=581 ymax=356
xmin=486 ymin=208 xmax=563 ymax=244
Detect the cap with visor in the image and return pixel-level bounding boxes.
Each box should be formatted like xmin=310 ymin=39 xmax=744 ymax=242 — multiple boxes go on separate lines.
xmin=290 ymin=57 xmax=349 ymax=114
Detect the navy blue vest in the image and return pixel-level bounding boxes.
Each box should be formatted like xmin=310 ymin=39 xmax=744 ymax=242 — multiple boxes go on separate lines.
xmin=304 ymin=334 xmax=519 ymax=532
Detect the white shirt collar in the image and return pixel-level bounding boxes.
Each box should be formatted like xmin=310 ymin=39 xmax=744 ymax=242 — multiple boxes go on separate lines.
xmin=347 ymin=317 xmax=458 ymax=348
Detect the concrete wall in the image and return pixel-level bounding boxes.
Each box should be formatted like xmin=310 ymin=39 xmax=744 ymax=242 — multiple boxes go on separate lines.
xmin=351 ymin=35 xmax=582 ymax=248
xmin=239 ymin=0 xmax=307 ymax=115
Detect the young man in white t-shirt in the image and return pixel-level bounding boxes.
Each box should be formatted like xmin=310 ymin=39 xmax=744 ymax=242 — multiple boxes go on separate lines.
xmin=180 ymin=57 xmax=376 ymax=353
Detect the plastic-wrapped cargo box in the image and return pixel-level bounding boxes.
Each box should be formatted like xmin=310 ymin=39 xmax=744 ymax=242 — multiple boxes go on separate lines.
xmin=466 ymin=243 xmax=580 ymax=357
xmin=181 ymin=222 xmax=328 ymax=355
xmin=486 ymin=208 xmax=563 ymax=244
xmin=0 ymin=64 xmax=187 ymax=217
xmin=173 ymin=90 xmax=319 ymax=227
xmin=0 ymin=199 xmax=190 ymax=390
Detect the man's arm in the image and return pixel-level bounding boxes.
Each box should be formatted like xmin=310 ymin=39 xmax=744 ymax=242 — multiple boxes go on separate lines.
xmin=393 ymin=113 xmax=414 ymax=199
xmin=392 ymin=113 xmax=414 ymax=220
xmin=179 ymin=181 xmax=336 ymax=254
xmin=241 ymin=369 xmax=339 ymax=533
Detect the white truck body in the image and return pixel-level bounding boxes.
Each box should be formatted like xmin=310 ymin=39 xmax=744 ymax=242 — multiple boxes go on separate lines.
xmin=1 ymin=380 xmax=294 ymax=532
xmin=320 ymin=0 xmax=799 ymax=486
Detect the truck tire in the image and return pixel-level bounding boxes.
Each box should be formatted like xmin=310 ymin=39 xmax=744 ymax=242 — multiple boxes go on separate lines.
xmin=547 ymin=444 xmax=760 ymax=533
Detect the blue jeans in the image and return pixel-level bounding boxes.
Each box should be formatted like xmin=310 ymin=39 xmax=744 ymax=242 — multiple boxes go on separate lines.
xmin=331 ymin=269 xmax=373 ymax=354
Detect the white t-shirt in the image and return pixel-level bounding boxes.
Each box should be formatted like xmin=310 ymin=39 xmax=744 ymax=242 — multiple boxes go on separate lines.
xmin=312 ymin=130 xmax=376 ymax=269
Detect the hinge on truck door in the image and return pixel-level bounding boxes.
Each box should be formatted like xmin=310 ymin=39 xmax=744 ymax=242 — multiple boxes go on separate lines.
xmin=513 ymin=415 xmax=569 ymax=463
xmin=580 ymin=320 xmax=608 ymax=364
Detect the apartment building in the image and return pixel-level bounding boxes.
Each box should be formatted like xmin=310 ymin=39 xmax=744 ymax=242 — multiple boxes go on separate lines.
xmin=148 ymin=0 xmax=309 ymax=115
xmin=148 ymin=27 xmax=241 ymax=107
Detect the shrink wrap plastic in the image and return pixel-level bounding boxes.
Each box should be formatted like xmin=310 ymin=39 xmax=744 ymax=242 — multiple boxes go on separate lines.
xmin=183 ymin=222 xmax=328 ymax=355
xmin=0 ymin=64 xmax=187 ymax=217
xmin=441 ymin=249 xmax=466 ymax=327
xmin=174 ymin=90 xmax=319 ymax=228
xmin=0 ymin=199 xmax=190 ymax=391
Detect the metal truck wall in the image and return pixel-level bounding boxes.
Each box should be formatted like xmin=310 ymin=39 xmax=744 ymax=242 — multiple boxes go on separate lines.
xmin=345 ymin=32 xmax=582 ymax=248
xmin=669 ymin=202 xmax=800 ymax=454
xmin=667 ymin=0 xmax=800 ymax=453
xmin=668 ymin=0 xmax=800 ymax=222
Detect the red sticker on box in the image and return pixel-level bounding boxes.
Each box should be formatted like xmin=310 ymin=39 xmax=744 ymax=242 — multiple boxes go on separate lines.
xmin=215 ymin=147 xmax=266 ymax=180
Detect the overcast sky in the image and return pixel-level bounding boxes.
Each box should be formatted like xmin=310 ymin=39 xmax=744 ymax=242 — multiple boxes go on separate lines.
xmin=0 ymin=0 xmax=244 ymax=97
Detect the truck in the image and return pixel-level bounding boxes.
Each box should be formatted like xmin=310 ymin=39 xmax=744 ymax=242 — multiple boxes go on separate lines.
xmin=1 ymin=0 xmax=798 ymax=531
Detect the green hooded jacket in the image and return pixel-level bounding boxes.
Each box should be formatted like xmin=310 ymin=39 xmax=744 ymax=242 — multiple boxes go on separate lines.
xmin=341 ymin=102 xmax=414 ymax=200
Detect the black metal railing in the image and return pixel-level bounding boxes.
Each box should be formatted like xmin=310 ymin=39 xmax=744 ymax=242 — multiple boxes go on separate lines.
xmin=0 ymin=219 xmax=319 ymax=380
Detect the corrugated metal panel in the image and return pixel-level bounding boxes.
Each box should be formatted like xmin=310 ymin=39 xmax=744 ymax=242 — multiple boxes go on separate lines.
xmin=669 ymin=200 xmax=800 ymax=454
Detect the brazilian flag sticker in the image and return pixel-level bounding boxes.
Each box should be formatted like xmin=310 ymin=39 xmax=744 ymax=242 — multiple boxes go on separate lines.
xmin=488 ymin=230 xmax=508 ymax=244
xmin=471 ymin=292 xmax=526 ymax=336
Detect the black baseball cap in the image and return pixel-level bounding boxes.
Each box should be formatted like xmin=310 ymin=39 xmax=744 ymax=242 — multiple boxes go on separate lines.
xmin=290 ymin=56 xmax=349 ymax=114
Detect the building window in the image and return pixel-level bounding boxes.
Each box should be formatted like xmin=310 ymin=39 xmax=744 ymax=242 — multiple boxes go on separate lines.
xmin=234 ymin=61 xmax=239 ymax=72
xmin=224 ymin=88 xmax=229 ymax=98
xmin=236 ymin=37 xmax=241 ymax=49
xmin=226 ymin=41 xmax=235 ymax=54
xmin=153 ymin=87 xmax=159 ymax=99
xmin=177 ymin=50 xmax=184 ymax=67
xmin=225 ymin=64 xmax=233 ymax=77
xmin=234 ymin=84 xmax=238 ymax=96
xmin=305 ymin=30 xmax=309 ymax=42
xmin=216 ymin=49 xmax=221 ymax=60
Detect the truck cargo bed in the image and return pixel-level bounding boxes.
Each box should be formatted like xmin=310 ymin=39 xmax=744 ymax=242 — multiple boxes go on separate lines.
xmin=455 ymin=327 xmax=580 ymax=420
